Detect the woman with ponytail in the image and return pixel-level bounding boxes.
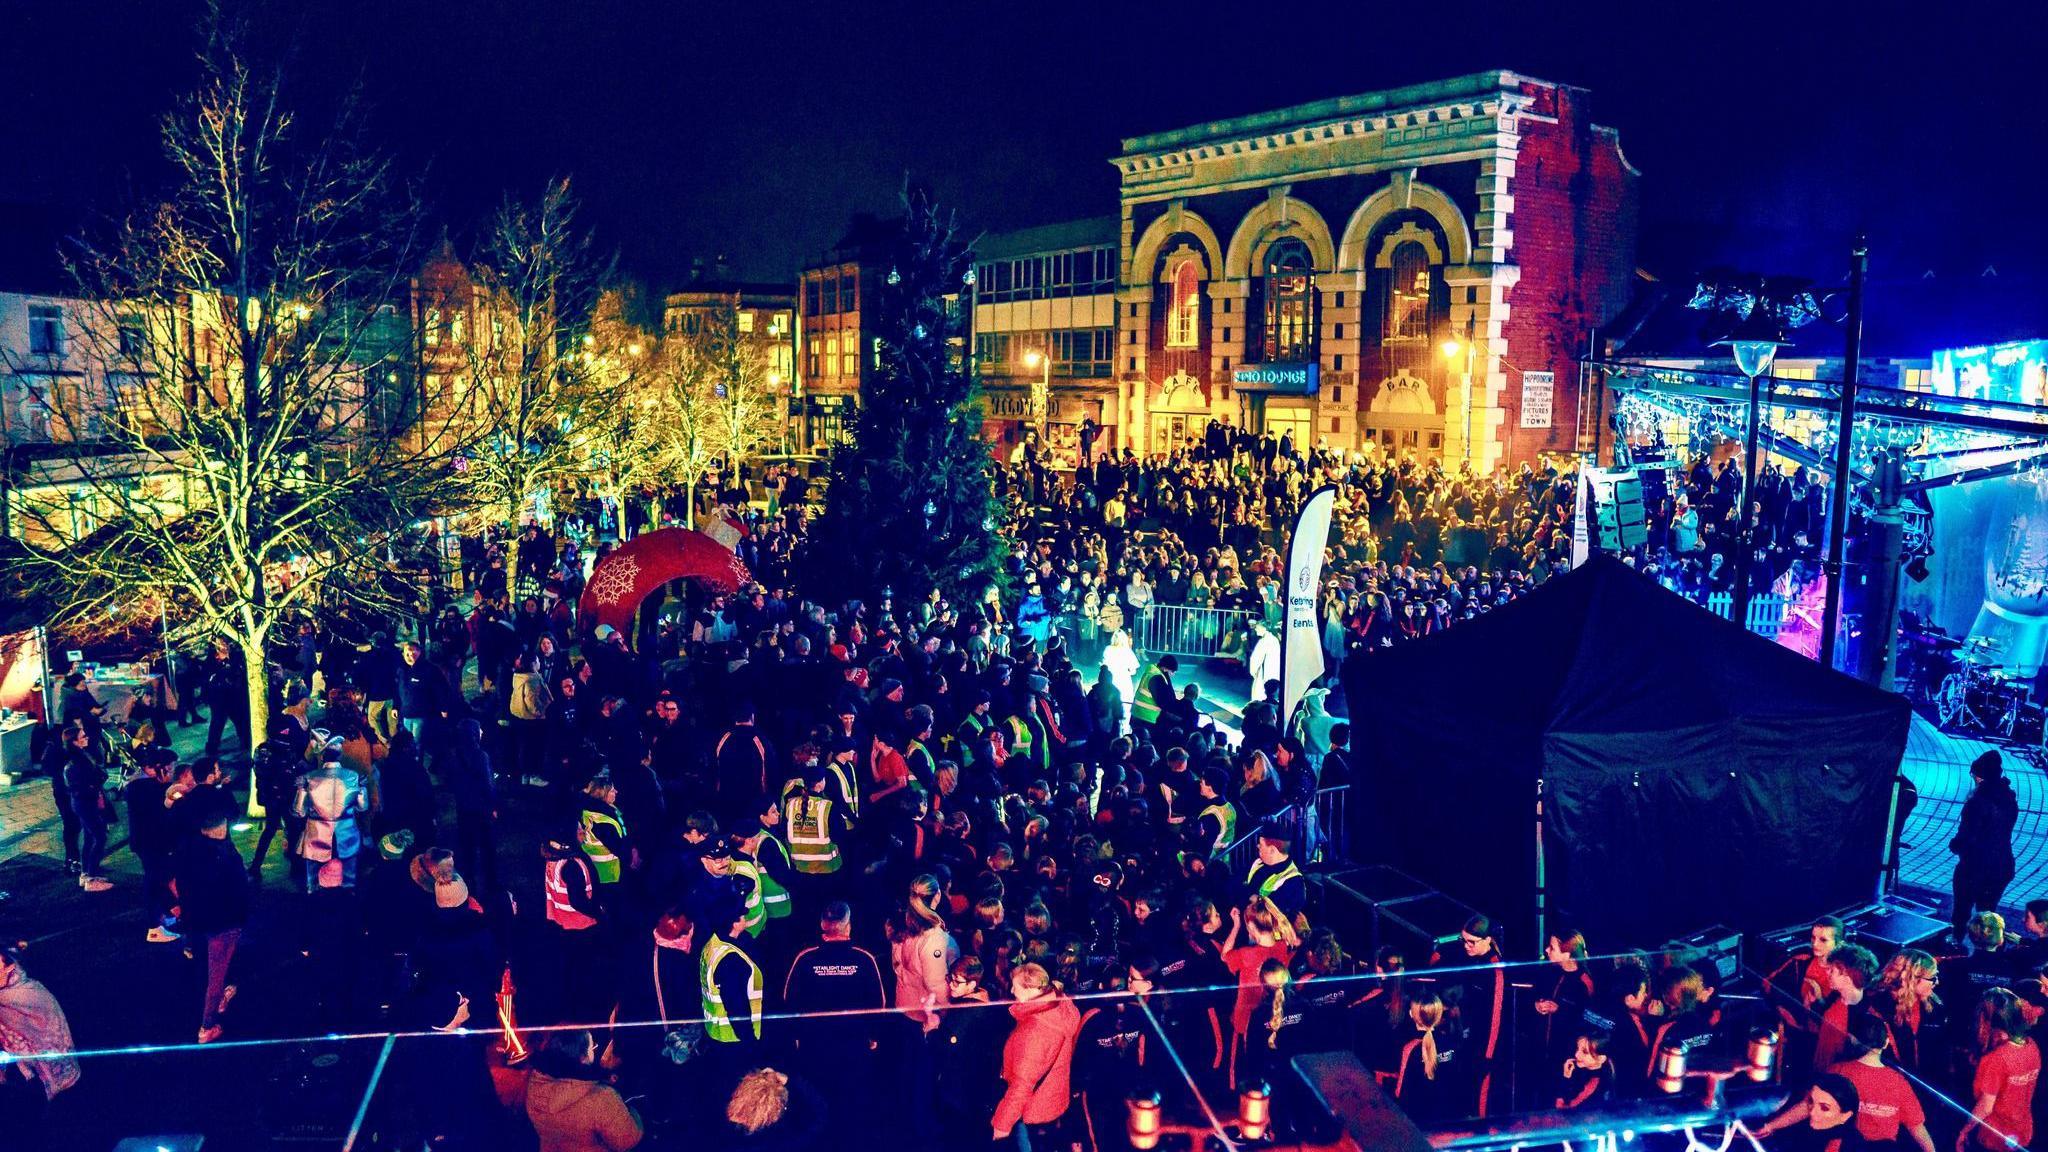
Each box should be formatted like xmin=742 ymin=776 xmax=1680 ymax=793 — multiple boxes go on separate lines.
xmin=888 ymin=873 xmax=959 ymax=1034
xmin=1395 ymin=986 xmax=1466 ymax=1123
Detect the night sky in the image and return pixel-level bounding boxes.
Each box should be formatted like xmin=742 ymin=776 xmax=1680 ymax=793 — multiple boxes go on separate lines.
xmin=4 ymin=0 xmax=2043 ymax=290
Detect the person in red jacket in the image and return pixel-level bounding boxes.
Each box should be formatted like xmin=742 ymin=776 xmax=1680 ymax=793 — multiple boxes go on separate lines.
xmin=992 ymin=962 xmax=1082 ymax=1147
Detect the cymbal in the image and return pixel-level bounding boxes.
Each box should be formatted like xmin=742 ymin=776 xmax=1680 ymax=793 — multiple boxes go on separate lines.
xmin=1904 ymin=631 xmax=1962 ymax=649
xmin=1965 ymin=635 xmax=2005 ymax=651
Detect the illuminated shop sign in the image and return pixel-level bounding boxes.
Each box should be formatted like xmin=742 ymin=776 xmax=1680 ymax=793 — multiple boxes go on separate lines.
xmin=1231 ymin=362 xmax=1319 ymax=394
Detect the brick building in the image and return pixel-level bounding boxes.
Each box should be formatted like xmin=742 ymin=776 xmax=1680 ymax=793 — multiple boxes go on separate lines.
xmin=1111 ymin=70 xmax=1638 ymax=472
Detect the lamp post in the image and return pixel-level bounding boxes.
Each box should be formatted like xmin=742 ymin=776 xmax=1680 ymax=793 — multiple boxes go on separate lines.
xmin=1440 ymin=328 xmax=1477 ymax=472
xmin=1022 ymin=349 xmax=1051 ymax=443
xmin=1716 ymin=309 xmax=1790 ymax=631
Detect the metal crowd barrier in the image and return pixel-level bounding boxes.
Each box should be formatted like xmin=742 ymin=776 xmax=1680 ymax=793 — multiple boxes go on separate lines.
xmin=1217 ymin=784 xmax=1353 ymax=878
xmin=1125 ymin=603 xmax=1256 ymax=659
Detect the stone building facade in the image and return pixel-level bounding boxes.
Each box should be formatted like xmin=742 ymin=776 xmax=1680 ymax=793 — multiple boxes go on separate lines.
xmin=1112 ymin=70 xmax=1637 ymax=472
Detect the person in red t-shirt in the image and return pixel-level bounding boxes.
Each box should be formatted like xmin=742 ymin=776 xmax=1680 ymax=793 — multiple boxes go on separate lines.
xmin=1765 ymin=1012 xmax=1936 ymax=1152
xmin=1769 ymin=916 xmax=1846 ymax=1027
xmin=1813 ymin=944 xmax=1881 ymax=1072
xmin=1962 ymin=990 xmax=2041 ymax=1152
xmin=1221 ymin=898 xmax=1297 ymax=1086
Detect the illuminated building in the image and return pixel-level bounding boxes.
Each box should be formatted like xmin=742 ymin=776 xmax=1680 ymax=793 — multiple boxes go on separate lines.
xmin=1112 ymin=71 xmax=1639 ymax=471
xmin=971 ymin=216 xmax=1120 ymax=468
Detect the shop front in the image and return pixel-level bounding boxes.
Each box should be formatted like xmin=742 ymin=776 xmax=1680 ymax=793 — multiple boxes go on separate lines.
xmin=800 ymin=393 xmax=855 ymax=451
xmin=1230 ymin=361 xmax=1319 ymax=446
xmin=983 ymin=387 xmax=1112 ymax=470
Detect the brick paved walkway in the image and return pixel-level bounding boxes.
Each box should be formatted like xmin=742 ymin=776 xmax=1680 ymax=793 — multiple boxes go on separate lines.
xmin=1896 ymin=714 xmax=2048 ymax=915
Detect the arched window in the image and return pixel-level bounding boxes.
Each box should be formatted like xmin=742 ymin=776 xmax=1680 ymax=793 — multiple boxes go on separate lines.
xmin=1167 ymin=260 xmax=1201 ymax=348
xmin=1263 ymin=239 xmax=1315 ymax=362
xmin=1385 ymin=242 xmax=1431 ymax=342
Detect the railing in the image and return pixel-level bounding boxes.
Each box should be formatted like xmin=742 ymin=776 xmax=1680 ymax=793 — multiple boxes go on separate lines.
xmin=1058 ymin=603 xmax=1256 ymax=664
xmin=1217 ymin=784 xmax=1353 ymax=879
xmin=1703 ymin=592 xmax=1789 ymax=638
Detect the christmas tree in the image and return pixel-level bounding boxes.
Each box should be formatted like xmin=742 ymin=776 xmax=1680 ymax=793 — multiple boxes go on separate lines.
xmin=799 ymin=187 xmax=1009 ymax=612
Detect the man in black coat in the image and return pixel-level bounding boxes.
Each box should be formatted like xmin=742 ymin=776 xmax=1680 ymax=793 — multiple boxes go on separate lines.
xmin=1951 ymin=750 xmax=2020 ymax=941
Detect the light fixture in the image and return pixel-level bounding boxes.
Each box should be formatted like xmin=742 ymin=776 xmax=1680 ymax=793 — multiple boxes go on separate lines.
xmin=1238 ymin=1081 xmax=1271 ymax=1139
xmin=1439 ymin=338 xmax=1465 ymax=361
xmin=1127 ymin=1091 xmax=1163 ymax=1150
xmin=1023 ymin=351 xmax=1044 ymax=368
xmin=1714 ymin=308 xmax=1790 ymax=379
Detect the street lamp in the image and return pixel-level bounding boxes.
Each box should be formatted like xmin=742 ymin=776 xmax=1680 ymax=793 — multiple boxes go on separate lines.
xmin=1440 ymin=330 xmax=1477 ymax=471
xmin=1021 ymin=349 xmax=1050 ymax=441
xmin=1715 ymin=307 xmax=1791 ymax=629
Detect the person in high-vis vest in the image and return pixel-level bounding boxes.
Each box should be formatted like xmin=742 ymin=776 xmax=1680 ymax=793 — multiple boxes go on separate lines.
xmin=1001 ymin=713 xmax=1034 ymax=780
xmin=728 ymin=829 xmax=777 ymax=939
xmin=956 ymin=691 xmax=994 ymax=750
xmin=823 ymin=738 xmax=862 ymax=822
xmin=783 ymin=765 xmax=849 ymax=885
xmin=1193 ymin=768 xmax=1239 ymax=858
xmin=1130 ymin=654 xmax=1180 ymax=733
xmin=903 ymin=705 xmax=940 ymax=795
xmin=576 ymin=771 xmax=631 ymax=904
xmin=538 ymin=830 xmax=608 ymax=1023
xmin=734 ymin=814 xmax=793 ymax=927
xmin=1245 ymin=832 xmax=1306 ymax=921
xmin=700 ymin=896 xmax=765 ymax=1091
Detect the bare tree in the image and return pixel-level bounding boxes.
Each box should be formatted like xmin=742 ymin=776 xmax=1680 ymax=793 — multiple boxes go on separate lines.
xmin=576 ymin=288 xmax=664 ymax=538
xmin=15 ymin=12 xmax=451 ymax=757
xmin=448 ymin=179 xmax=616 ymax=590
xmin=695 ymin=298 xmax=785 ymax=478
xmin=631 ymin=322 xmax=727 ymax=530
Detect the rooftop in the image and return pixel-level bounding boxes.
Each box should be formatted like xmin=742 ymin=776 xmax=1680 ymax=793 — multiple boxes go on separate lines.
xmin=1613 ymin=267 xmax=2048 ymax=364
xmin=972 ymin=215 xmax=1118 ymax=262
xmin=1116 ymin=70 xmax=1567 ymax=158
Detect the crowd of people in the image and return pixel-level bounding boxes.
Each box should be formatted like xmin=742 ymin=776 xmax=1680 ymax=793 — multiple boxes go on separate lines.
xmin=1 ymin=430 xmax=2031 ymax=1152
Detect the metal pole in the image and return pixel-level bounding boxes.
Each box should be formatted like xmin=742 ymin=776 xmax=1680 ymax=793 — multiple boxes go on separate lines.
xmin=1819 ymin=237 xmax=1870 ymax=673
xmin=1734 ymin=367 xmax=1765 ymax=628
xmin=1877 ymin=772 xmax=1903 ymax=900
xmin=1533 ymin=777 xmax=1547 ymax=961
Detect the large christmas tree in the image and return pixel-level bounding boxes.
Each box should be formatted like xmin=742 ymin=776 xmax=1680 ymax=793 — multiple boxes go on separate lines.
xmin=800 ymin=188 xmax=1009 ymax=612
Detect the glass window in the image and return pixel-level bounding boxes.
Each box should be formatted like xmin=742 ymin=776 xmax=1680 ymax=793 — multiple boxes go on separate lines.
xmin=1386 ymin=243 xmax=1431 ymax=342
xmin=805 ymin=279 xmax=822 ymax=316
xmin=117 ymin=314 xmax=147 ymax=360
xmin=1263 ymin=239 xmax=1315 ymax=363
xmin=424 ymin=307 xmax=442 ymax=347
xmin=840 ymin=274 xmax=858 ymax=312
xmin=1167 ymin=260 xmax=1201 ymax=349
xmin=28 ymin=305 xmax=63 ymax=356
xmin=738 ymin=310 xmax=755 ymax=334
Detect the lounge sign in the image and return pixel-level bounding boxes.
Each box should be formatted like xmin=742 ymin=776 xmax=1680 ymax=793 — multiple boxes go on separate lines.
xmin=1231 ymin=362 xmax=1318 ymax=394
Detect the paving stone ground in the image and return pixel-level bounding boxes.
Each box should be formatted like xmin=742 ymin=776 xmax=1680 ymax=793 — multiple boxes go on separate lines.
xmin=1896 ymin=714 xmax=2048 ymax=915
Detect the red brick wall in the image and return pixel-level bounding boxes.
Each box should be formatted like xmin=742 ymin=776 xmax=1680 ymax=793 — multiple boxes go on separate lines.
xmin=1497 ymin=85 xmax=1640 ymax=466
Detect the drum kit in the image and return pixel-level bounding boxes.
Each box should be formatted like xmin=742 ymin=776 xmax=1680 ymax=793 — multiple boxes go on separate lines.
xmin=1932 ymin=635 xmax=2034 ymax=739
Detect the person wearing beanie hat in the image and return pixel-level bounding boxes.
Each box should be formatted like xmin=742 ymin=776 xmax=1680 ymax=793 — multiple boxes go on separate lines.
xmin=1951 ymin=748 xmax=2019 ymax=943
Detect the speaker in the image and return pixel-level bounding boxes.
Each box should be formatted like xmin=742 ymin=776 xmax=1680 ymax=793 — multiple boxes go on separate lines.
xmin=1749 ymin=896 xmax=1949 ymax=976
xmin=1839 ymin=897 xmax=1949 ymax=955
xmin=1663 ymin=924 xmax=1743 ymax=985
xmin=1378 ymin=890 xmax=1482 ymax=965
xmin=1319 ymin=866 xmax=1435 ymax=960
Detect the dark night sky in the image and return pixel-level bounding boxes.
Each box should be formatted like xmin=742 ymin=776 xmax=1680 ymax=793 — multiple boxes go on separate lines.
xmin=4 ymin=0 xmax=2043 ymax=290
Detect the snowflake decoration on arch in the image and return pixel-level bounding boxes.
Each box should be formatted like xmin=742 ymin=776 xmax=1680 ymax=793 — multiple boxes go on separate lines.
xmin=588 ymin=554 xmax=643 ymax=606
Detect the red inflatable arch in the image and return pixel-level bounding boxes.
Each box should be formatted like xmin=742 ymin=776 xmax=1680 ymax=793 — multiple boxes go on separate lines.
xmin=576 ymin=528 xmax=751 ymax=638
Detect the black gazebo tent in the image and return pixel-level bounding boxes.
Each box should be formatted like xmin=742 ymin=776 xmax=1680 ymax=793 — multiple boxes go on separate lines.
xmin=1346 ymin=555 xmax=1911 ymax=948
